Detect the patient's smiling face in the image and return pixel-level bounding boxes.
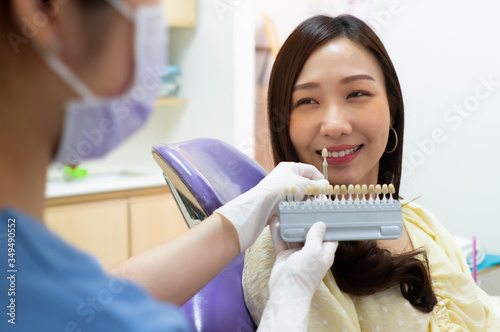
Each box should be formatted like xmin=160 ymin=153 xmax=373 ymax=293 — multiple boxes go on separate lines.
xmin=289 ymin=38 xmax=391 ymax=186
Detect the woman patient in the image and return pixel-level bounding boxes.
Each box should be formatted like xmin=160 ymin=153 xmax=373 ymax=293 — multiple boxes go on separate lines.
xmin=243 ymin=14 xmax=500 ymax=331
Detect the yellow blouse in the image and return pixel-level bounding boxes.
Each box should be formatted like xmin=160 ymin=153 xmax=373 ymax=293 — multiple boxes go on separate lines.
xmin=243 ymin=201 xmax=500 ymax=331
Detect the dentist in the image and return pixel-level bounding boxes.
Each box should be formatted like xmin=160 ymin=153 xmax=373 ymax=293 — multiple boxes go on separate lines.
xmin=0 ymin=0 xmax=336 ymax=331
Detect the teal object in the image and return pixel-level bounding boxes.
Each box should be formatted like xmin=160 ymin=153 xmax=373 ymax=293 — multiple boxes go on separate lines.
xmin=469 ymin=253 xmax=500 ymax=272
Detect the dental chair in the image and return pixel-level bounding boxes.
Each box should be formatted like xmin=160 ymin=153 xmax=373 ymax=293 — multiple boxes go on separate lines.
xmin=152 ymin=138 xmax=267 ymax=332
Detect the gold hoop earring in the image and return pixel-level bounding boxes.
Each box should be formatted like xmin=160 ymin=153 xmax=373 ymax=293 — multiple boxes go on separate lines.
xmin=385 ymin=127 xmax=398 ymax=153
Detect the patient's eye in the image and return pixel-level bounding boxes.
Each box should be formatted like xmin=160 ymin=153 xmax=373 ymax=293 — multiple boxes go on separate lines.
xmin=347 ymin=90 xmax=371 ymax=99
xmin=295 ymin=98 xmax=318 ymax=107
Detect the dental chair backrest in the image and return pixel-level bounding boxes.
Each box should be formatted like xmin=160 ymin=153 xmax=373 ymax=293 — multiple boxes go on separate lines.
xmin=152 ymin=138 xmax=267 ymax=332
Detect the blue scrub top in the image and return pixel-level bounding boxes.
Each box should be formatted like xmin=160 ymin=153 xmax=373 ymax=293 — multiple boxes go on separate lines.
xmin=0 ymin=208 xmax=192 ymax=331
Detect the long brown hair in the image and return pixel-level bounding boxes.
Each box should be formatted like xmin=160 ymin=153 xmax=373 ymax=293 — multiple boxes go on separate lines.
xmin=268 ymin=15 xmax=437 ymax=313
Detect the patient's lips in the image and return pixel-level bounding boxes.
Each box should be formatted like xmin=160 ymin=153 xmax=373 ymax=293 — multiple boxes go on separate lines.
xmin=319 ymin=144 xmax=363 ymax=165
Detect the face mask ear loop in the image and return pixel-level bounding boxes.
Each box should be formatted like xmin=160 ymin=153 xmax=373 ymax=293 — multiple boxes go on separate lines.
xmin=105 ymin=0 xmax=135 ymax=21
xmin=36 ymin=45 xmax=95 ymax=102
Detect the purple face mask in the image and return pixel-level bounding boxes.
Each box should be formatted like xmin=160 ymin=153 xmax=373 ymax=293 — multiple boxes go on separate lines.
xmin=40 ymin=0 xmax=167 ymax=165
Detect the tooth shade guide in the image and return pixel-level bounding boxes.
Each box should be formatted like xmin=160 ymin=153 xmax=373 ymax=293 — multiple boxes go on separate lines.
xmin=319 ymin=186 xmax=327 ymax=204
xmin=284 ymin=187 xmax=290 ymax=202
xmin=354 ymin=184 xmax=361 ymax=202
xmin=291 ymin=186 xmax=298 ymax=203
xmin=388 ymin=184 xmax=395 ymax=203
xmin=333 ymin=185 xmax=340 ymax=204
xmin=388 ymin=184 xmax=395 ymax=195
xmin=280 ymin=184 xmax=396 ymax=207
xmin=381 ymin=184 xmax=388 ymax=203
xmin=374 ymin=185 xmax=382 ymax=204
xmin=340 ymin=185 xmax=347 ymax=204
xmin=319 ymin=186 xmax=326 ymax=196
xmin=313 ymin=185 xmax=320 ymax=196
xmin=278 ymin=185 xmax=403 ymax=243
xmin=305 ymin=185 xmax=313 ymax=204
xmin=322 ymin=148 xmax=328 ymax=180
xmin=347 ymin=185 xmax=355 ymax=204
xmin=327 ymin=185 xmax=334 ymax=199
xmin=306 ymin=185 xmax=313 ymax=196
xmin=382 ymin=184 xmax=388 ymax=194
xmin=361 ymin=184 xmax=368 ymax=204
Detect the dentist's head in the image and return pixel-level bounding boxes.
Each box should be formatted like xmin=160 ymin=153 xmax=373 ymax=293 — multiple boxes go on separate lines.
xmin=0 ymin=0 xmax=166 ymax=165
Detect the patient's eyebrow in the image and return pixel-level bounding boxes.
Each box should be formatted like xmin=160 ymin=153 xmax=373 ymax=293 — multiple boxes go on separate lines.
xmin=340 ymin=74 xmax=375 ymax=84
xmin=294 ymin=75 xmax=375 ymax=92
xmin=293 ymin=82 xmax=319 ymax=92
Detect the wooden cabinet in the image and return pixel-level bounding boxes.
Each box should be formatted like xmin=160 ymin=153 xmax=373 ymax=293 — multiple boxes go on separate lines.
xmin=163 ymin=0 xmax=197 ymax=28
xmin=45 ymin=199 xmax=130 ymax=270
xmin=129 ymin=193 xmax=188 ymax=256
xmin=44 ymin=188 xmax=189 ymax=270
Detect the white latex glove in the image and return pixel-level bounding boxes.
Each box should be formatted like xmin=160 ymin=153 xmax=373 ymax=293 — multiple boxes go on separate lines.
xmin=258 ymin=218 xmax=338 ymax=332
xmin=215 ymin=162 xmax=328 ymax=252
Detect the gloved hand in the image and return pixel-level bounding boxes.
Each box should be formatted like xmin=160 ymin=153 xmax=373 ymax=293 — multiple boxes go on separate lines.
xmin=258 ymin=218 xmax=338 ymax=332
xmin=215 ymin=162 xmax=328 ymax=252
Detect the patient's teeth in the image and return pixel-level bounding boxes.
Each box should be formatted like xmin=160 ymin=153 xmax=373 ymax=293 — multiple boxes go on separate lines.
xmin=323 ymin=146 xmax=361 ymax=159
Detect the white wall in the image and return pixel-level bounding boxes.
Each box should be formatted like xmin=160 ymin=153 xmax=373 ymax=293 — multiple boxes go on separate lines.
xmin=233 ymin=0 xmax=256 ymax=157
xmin=377 ymin=0 xmax=500 ymax=249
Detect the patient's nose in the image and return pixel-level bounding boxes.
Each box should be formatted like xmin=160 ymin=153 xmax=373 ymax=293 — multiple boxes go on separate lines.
xmin=319 ymin=104 xmax=352 ymax=138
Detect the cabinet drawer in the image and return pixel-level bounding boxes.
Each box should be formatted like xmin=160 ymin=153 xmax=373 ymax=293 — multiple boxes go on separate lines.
xmin=44 ymin=199 xmax=129 ymax=270
xmin=129 ymin=193 xmax=188 ymax=256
